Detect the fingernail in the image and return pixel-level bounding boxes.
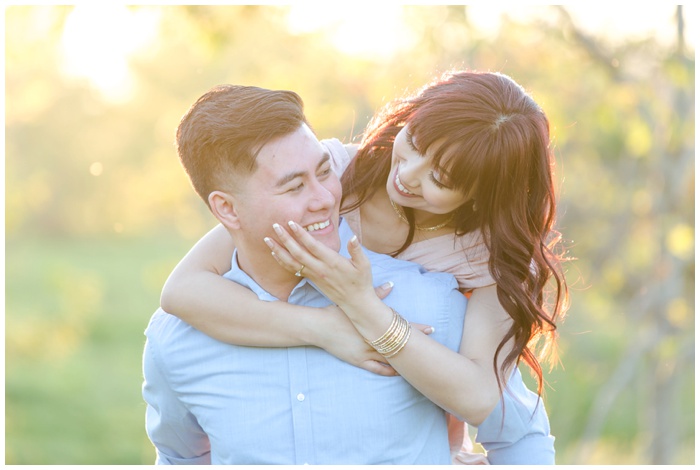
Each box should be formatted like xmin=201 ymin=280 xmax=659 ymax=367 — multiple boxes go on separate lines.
xmin=288 ymin=220 xmax=299 ymax=231
xmin=272 ymin=223 xmax=282 ymax=235
xmin=350 ymin=235 xmax=359 ymax=247
xmin=423 ymin=327 xmax=435 ymax=335
xmin=380 ymin=281 xmax=394 ymax=291
xmin=264 ymin=237 xmax=274 ymax=249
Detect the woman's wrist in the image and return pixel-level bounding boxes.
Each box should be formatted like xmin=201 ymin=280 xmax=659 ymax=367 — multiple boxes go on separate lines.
xmin=338 ymin=296 xmax=395 ymax=342
xmin=364 ymin=308 xmax=412 ymax=358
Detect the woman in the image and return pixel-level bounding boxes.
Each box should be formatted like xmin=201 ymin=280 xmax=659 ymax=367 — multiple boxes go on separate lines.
xmin=161 ymin=70 xmax=569 ymax=463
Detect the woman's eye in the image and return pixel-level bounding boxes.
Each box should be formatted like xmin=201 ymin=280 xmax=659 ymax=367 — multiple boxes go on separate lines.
xmin=405 ymin=130 xmax=419 ymax=152
xmin=429 ymin=172 xmax=451 ymax=189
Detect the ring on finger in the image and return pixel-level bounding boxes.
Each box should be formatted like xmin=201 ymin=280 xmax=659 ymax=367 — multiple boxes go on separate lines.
xmin=294 ymin=264 xmax=305 ymax=277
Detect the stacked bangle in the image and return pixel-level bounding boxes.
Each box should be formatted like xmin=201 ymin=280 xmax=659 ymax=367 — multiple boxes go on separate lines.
xmin=365 ymin=308 xmax=412 ymax=358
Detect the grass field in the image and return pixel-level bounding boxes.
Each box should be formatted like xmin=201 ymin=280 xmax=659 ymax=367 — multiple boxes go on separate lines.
xmin=5 ymin=235 xmax=194 ymax=464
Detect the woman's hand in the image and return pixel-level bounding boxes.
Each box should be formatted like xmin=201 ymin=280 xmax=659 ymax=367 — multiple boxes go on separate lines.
xmin=314 ymin=303 xmax=397 ymax=376
xmin=265 ymin=220 xmax=434 ymax=338
xmin=267 ymin=221 xmax=376 ymax=309
xmin=311 ymin=289 xmax=434 ymax=377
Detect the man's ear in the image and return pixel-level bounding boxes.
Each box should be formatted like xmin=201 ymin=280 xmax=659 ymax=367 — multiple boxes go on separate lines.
xmin=209 ymin=190 xmax=242 ymax=230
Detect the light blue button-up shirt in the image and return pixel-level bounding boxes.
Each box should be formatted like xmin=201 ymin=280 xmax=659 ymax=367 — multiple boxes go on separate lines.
xmin=142 ymin=220 xmax=555 ymax=464
xmin=143 ymin=220 xmax=467 ymax=464
xmin=477 ymin=366 xmax=555 ymax=464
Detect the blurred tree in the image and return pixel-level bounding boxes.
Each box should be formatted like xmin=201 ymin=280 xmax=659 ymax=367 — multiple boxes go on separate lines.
xmin=551 ymin=6 xmax=694 ymax=464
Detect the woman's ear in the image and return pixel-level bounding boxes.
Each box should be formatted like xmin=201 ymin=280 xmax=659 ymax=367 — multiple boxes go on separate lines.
xmin=209 ymin=190 xmax=242 ymax=230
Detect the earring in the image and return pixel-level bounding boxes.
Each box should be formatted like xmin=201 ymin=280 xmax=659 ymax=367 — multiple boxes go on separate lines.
xmin=472 ymin=200 xmax=477 ymax=211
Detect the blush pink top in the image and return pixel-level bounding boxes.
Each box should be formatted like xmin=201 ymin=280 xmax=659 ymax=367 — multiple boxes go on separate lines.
xmin=323 ymin=138 xmax=495 ymax=290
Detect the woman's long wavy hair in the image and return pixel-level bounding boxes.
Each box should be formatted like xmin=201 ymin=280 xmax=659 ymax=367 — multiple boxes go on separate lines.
xmin=341 ymin=71 xmax=569 ymax=394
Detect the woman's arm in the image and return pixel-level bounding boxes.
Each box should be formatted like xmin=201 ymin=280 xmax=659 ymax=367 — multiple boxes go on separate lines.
xmin=270 ymin=221 xmax=515 ymax=426
xmin=160 ymin=224 xmax=400 ymax=375
xmin=344 ymin=280 xmax=512 ymax=426
xmin=161 ymin=224 xmax=309 ymax=346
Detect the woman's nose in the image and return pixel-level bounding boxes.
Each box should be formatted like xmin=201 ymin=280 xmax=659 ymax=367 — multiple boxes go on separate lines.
xmin=399 ymin=158 xmax=426 ymax=189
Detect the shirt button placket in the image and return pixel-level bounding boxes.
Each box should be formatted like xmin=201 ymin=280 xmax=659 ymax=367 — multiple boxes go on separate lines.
xmin=288 ymin=347 xmax=313 ymax=464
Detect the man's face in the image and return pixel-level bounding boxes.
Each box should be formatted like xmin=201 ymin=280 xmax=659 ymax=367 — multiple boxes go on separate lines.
xmin=234 ymin=123 xmax=342 ymax=254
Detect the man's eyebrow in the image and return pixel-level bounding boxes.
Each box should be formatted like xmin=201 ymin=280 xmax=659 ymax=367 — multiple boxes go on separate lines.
xmin=274 ymin=151 xmax=331 ymax=188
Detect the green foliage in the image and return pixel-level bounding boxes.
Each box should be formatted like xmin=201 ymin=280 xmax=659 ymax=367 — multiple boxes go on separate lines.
xmin=6 ymin=235 xmax=197 ymax=464
xmin=5 ymin=5 xmax=694 ymax=465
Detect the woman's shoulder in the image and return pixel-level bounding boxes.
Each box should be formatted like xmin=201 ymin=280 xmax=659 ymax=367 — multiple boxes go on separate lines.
xmin=320 ymin=138 xmax=356 ymax=176
xmin=343 ymin=143 xmax=359 ymax=159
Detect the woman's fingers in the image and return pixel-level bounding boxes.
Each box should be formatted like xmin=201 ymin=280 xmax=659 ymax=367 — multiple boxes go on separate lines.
xmin=264 ymin=234 xmax=303 ymax=274
xmin=374 ymin=282 xmax=393 ymax=300
xmin=272 ymin=223 xmax=311 ymax=263
xmin=286 ymin=220 xmax=341 ymax=261
xmin=346 ymin=234 xmax=371 ymax=273
xmin=268 ymin=222 xmax=383 ymax=307
xmin=361 ymin=360 xmax=398 ymax=377
xmin=271 ymin=221 xmax=339 ymax=272
xmin=411 ymin=322 xmax=435 ymax=336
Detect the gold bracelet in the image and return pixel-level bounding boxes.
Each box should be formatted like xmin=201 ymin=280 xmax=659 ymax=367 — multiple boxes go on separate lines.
xmin=366 ymin=308 xmax=412 ymax=358
xmin=383 ymin=324 xmax=411 ymax=358
xmin=366 ymin=308 xmax=402 ymax=350
xmin=365 ymin=309 xmax=399 ymax=347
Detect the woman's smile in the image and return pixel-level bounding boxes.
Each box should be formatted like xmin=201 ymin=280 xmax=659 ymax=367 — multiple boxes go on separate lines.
xmin=393 ymin=167 xmax=420 ymax=198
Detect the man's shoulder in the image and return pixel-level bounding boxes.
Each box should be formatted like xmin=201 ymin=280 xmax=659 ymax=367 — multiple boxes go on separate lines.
xmin=145 ymin=308 xmax=230 ymax=376
xmin=145 ymin=308 xmax=202 ymax=348
xmin=367 ymin=250 xmax=459 ymax=291
xmin=363 ymin=242 xmax=466 ymax=352
xmin=146 ymin=308 xmax=177 ymax=335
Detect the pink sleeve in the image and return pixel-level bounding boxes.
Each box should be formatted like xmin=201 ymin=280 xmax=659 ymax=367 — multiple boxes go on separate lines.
xmin=396 ymin=230 xmax=495 ymax=290
xmin=321 ymin=138 xmax=353 ymax=177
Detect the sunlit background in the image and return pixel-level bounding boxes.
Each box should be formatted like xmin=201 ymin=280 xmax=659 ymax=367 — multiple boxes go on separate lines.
xmin=5 ymin=5 xmax=695 ymax=465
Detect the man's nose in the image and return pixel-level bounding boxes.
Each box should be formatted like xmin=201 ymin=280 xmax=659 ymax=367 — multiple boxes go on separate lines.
xmin=308 ymin=181 xmax=335 ymax=211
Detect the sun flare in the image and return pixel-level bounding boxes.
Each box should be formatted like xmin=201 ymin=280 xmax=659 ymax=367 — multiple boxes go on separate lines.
xmin=286 ymin=4 xmax=412 ymax=57
xmin=60 ymin=5 xmax=160 ymax=102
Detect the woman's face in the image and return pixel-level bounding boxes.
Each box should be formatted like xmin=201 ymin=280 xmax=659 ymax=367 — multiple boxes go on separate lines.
xmin=386 ymin=126 xmax=468 ymax=216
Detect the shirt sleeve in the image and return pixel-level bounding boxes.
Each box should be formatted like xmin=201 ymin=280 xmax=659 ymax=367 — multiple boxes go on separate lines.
xmin=321 ymin=138 xmax=353 ymax=177
xmin=142 ymin=334 xmax=212 ymax=465
xmin=475 ymin=367 xmax=556 ymax=465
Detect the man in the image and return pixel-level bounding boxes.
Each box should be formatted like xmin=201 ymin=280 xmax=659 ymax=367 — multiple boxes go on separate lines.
xmin=142 ymin=85 xmax=467 ymax=464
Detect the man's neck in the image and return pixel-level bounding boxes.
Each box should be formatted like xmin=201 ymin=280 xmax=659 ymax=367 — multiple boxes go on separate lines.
xmin=235 ymin=247 xmax=299 ymax=301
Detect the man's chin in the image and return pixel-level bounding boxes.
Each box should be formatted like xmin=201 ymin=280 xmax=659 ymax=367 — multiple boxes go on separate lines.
xmin=305 ymin=224 xmax=339 ymax=251
xmin=313 ymin=233 xmax=341 ymax=253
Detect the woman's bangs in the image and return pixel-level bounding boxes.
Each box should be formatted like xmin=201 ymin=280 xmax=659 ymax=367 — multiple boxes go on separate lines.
xmin=422 ymin=140 xmax=472 ymax=195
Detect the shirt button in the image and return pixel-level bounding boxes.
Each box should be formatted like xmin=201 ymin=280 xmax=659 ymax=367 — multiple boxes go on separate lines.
xmin=296 ymin=393 xmax=305 ymax=402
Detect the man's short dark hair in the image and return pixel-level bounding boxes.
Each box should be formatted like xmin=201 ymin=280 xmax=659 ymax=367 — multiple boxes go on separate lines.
xmin=176 ymin=85 xmax=310 ymax=204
